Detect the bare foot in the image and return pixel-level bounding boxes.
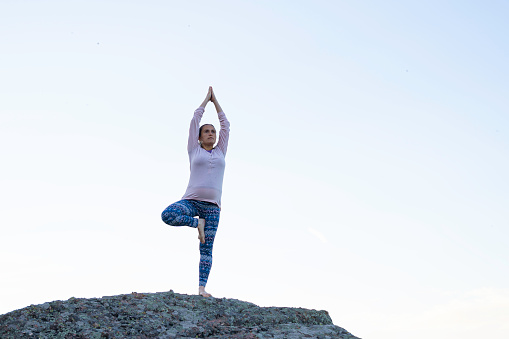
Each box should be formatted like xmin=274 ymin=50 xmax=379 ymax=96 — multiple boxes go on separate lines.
xmin=197 ymin=218 xmax=205 ymax=244
xmin=199 ymin=286 xmax=212 ymax=298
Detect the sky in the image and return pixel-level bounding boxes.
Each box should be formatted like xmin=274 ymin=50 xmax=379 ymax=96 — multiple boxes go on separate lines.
xmin=1 ymin=1 xmax=508 ymax=338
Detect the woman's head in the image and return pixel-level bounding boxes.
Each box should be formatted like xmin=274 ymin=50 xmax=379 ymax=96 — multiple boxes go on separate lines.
xmin=199 ymin=124 xmax=216 ymax=150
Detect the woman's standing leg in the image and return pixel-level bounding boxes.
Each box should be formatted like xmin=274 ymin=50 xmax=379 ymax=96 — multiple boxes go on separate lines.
xmin=197 ymin=202 xmax=221 ymax=294
xmin=161 ymin=200 xmax=199 ymax=228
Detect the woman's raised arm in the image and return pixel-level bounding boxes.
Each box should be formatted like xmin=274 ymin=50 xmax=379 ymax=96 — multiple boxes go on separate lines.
xmin=188 ymin=87 xmax=212 ymax=152
xmin=211 ymin=88 xmax=230 ymax=155
xmin=200 ymin=87 xmax=213 ymax=108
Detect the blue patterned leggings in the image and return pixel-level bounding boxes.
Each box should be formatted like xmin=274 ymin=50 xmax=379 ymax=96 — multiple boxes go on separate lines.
xmin=161 ymin=199 xmax=220 ymax=287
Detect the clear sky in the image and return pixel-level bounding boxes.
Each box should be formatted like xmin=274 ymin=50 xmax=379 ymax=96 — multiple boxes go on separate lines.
xmin=1 ymin=1 xmax=508 ymax=338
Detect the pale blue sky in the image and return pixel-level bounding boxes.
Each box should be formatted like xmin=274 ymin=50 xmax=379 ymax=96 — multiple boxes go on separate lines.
xmin=1 ymin=1 xmax=508 ymax=338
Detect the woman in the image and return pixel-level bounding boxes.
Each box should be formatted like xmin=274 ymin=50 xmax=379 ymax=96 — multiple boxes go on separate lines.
xmin=161 ymin=86 xmax=230 ymax=298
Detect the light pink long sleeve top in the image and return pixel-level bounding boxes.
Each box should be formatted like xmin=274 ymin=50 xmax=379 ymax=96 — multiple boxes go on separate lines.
xmin=181 ymin=107 xmax=230 ymax=208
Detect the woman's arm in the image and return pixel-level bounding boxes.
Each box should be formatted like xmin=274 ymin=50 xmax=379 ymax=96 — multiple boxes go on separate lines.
xmin=200 ymin=87 xmax=213 ymax=108
xmin=188 ymin=88 xmax=212 ymax=152
xmin=211 ymin=88 xmax=230 ymax=155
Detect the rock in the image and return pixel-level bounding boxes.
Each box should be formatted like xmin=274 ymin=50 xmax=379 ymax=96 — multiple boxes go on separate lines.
xmin=0 ymin=290 xmax=360 ymax=338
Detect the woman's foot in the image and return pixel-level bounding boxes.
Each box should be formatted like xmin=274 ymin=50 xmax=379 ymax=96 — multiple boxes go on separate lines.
xmin=197 ymin=218 xmax=205 ymax=244
xmin=199 ymin=286 xmax=212 ymax=298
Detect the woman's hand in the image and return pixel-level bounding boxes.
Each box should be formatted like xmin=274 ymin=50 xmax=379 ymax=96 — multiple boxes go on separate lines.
xmin=210 ymin=87 xmax=217 ymax=104
xmin=199 ymin=86 xmax=213 ymax=108
xmin=206 ymin=86 xmax=213 ymax=101
xmin=210 ymin=87 xmax=223 ymax=112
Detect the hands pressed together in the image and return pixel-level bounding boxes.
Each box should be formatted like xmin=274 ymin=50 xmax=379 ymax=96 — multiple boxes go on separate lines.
xmin=207 ymin=86 xmax=218 ymax=103
xmin=200 ymin=86 xmax=222 ymax=112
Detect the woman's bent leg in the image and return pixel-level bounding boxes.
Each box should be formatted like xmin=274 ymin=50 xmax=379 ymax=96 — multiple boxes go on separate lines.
xmin=161 ymin=200 xmax=199 ymax=228
xmin=198 ymin=203 xmax=221 ymax=287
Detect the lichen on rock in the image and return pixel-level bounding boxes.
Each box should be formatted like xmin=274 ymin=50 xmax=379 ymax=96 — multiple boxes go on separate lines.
xmin=0 ymin=290 xmax=360 ymax=338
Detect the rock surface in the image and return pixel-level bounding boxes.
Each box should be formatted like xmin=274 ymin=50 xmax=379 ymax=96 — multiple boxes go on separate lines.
xmin=0 ymin=290 xmax=360 ymax=338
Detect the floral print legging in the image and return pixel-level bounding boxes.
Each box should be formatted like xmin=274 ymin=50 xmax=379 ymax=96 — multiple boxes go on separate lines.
xmin=161 ymin=199 xmax=220 ymax=287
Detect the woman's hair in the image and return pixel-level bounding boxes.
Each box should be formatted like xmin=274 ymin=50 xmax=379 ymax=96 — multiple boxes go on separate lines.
xmin=199 ymin=124 xmax=215 ymax=138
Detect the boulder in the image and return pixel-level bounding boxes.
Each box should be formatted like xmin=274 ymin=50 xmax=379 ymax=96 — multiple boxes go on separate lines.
xmin=0 ymin=290 xmax=360 ymax=338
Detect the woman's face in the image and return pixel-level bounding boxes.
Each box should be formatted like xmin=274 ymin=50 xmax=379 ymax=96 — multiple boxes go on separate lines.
xmin=199 ymin=124 xmax=216 ymax=146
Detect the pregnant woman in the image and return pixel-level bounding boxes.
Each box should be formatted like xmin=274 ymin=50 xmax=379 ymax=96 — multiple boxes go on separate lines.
xmin=161 ymin=86 xmax=230 ymax=298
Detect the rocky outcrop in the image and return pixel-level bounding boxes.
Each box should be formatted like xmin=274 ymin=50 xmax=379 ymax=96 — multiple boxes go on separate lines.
xmin=0 ymin=290 xmax=360 ymax=338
